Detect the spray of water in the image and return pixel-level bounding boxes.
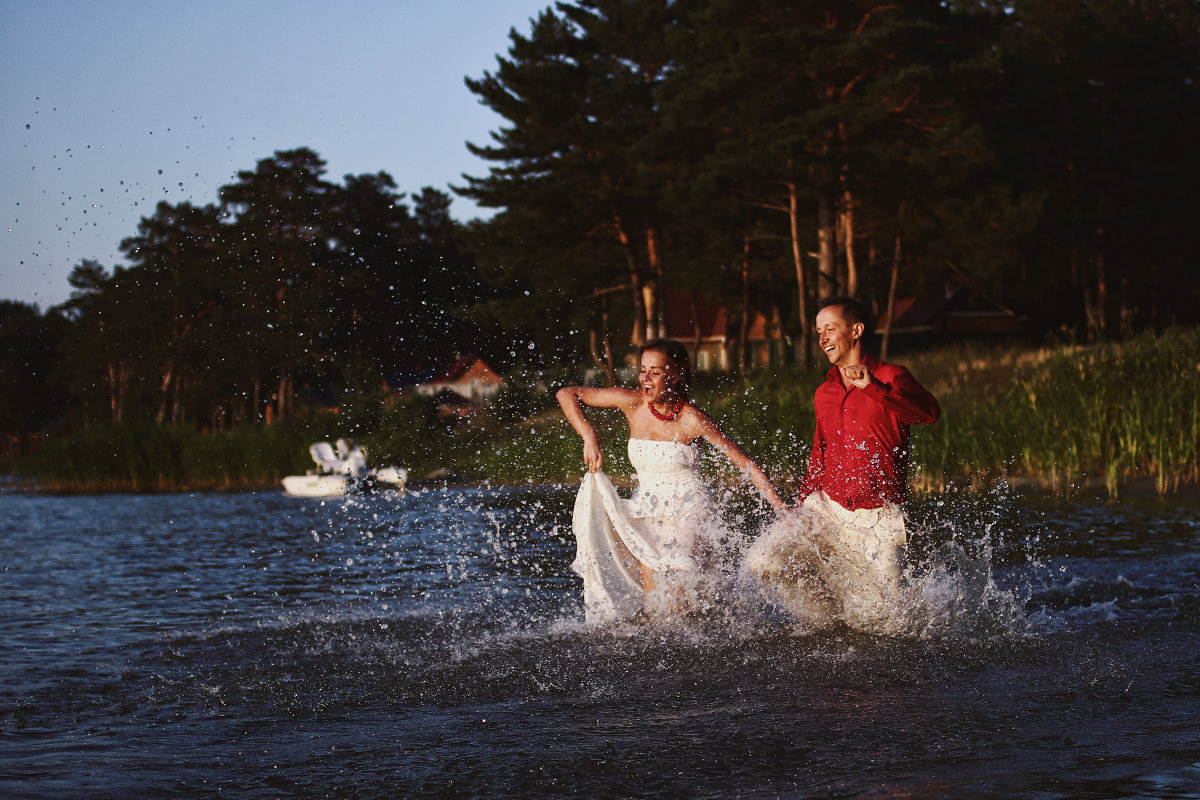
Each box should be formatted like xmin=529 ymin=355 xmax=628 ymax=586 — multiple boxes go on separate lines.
xmin=281 ymin=478 xmax=1043 ymax=672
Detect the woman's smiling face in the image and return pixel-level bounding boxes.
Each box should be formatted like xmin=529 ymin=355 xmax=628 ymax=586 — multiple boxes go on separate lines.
xmin=639 ymin=349 xmax=674 ymax=402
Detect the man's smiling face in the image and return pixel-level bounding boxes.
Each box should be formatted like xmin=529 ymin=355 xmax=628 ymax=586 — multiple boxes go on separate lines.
xmin=816 ymin=305 xmax=863 ymax=367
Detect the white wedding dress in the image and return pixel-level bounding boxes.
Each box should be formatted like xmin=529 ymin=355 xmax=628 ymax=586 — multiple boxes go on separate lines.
xmin=571 ymin=439 xmax=725 ymax=624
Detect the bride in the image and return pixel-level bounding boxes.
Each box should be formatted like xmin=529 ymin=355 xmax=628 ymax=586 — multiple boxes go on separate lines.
xmin=557 ymin=338 xmax=787 ymax=623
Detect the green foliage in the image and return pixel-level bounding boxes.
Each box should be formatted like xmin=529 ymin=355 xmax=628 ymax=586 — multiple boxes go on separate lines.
xmin=694 ymin=370 xmax=818 ymax=488
xmin=460 ymin=0 xmax=1199 ymax=364
xmin=487 ymin=367 xmax=563 ymax=423
xmin=907 ymin=327 xmax=1200 ymax=497
xmin=27 ymin=421 xmax=315 ymax=492
xmin=11 ymin=149 xmax=504 ymax=435
xmin=13 ymin=327 xmax=1200 ymax=497
xmin=357 ymin=395 xmax=448 ymax=478
xmin=455 ymin=328 xmax=1200 ymax=499
xmin=0 ymin=301 xmax=69 ymax=436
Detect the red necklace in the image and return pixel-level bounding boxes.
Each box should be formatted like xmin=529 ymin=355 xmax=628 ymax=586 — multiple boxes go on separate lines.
xmin=648 ymin=397 xmax=685 ymax=422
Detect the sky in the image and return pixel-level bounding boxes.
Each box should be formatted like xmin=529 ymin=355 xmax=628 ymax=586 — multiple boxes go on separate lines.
xmin=0 ymin=0 xmax=552 ymax=309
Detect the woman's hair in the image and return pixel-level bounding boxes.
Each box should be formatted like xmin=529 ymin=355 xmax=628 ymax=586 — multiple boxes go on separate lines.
xmin=637 ymin=338 xmax=693 ymax=399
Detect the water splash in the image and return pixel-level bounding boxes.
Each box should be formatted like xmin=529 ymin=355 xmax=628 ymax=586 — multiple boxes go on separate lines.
xmin=296 ymin=480 xmax=1042 ymax=655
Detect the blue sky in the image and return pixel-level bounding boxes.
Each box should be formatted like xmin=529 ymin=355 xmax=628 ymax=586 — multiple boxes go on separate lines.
xmin=0 ymin=0 xmax=551 ymax=308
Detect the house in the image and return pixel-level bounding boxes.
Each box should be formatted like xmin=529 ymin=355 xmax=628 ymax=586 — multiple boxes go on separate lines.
xmin=662 ymin=288 xmax=778 ymax=371
xmin=874 ymin=285 xmax=1022 ymax=336
xmin=412 ymin=355 xmax=505 ymax=406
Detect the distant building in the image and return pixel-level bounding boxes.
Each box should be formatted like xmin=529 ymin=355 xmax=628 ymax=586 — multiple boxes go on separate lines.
xmin=411 ymin=355 xmax=505 ymax=406
xmin=662 ymin=288 xmax=778 ymax=371
xmin=875 ymin=285 xmax=1022 ymax=337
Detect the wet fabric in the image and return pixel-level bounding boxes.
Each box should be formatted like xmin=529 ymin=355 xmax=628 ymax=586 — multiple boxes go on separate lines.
xmin=745 ymin=489 xmax=908 ymax=632
xmin=571 ymin=439 xmax=724 ymax=624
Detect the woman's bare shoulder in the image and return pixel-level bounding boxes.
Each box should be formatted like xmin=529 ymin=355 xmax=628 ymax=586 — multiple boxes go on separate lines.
xmin=669 ymin=403 xmax=713 ymax=438
xmin=679 ymin=402 xmax=715 ymax=425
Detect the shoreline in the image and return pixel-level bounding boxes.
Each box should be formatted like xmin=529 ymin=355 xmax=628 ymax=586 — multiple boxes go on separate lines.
xmin=8 ymin=328 xmax=1197 ymax=503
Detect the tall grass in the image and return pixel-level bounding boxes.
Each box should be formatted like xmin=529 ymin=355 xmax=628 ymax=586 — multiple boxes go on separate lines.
xmin=27 ymin=420 xmax=317 ymax=492
xmin=908 ymin=327 xmax=1200 ymax=497
xmin=692 ymin=371 xmax=817 ymax=488
xmin=17 ymin=327 xmax=1199 ymax=496
xmin=462 ymin=327 xmax=1200 ymax=499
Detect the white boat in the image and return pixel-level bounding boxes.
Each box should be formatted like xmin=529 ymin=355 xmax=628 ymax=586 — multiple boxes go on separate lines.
xmin=281 ymin=473 xmax=356 ymax=498
xmin=282 ymin=440 xmax=408 ymax=497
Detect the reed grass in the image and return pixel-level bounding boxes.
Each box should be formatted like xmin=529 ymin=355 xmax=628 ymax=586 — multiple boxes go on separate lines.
xmin=463 ymin=326 xmax=1200 ymax=499
xmin=16 ymin=326 xmax=1199 ymax=497
xmin=906 ymin=326 xmax=1200 ymax=497
xmin=27 ymin=420 xmax=319 ymax=493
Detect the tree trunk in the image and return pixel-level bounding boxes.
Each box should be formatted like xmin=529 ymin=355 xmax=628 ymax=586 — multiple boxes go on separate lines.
xmin=867 ymin=227 xmax=878 ymax=306
xmin=787 ymin=172 xmax=812 ymax=369
xmin=589 ymin=296 xmax=617 ymax=387
xmin=602 ymin=320 xmax=615 ymax=387
xmin=589 ymin=329 xmax=609 ymax=386
xmin=688 ymin=292 xmax=702 ymax=367
xmin=277 ymin=365 xmax=288 ymax=421
xmin=642 ymin=281 xmax=658 ymax=343
xmin=172 ymin=374 xmax=182 ymax=424
xmin=738 ymin=220 xmax=752 ymax=380
xmin=157 ymin=362 xmax=174 ymax=423
xmin=613 ymin=214 xmax=647 ymax=346
xmin=1067 ymin=155 xmax=1104 ymax=342
xmin=770 ymin=303 xmax=784 ymax=368
xmin=1094 ymin=249 xmax=1108 ymax=340
xmin=1078 ymin=247 xmax=1102 ymax=343
xmin=881 ymin=221 xmax=902 ymax=363
xmin=646 ymin=227 xmax=665 ymax=339
xmin=108 ymin=362 xmax=122 ymax=423
xmin=1097 ymin=82 xmax=1112 ymax=337
xmin=842 ymin=186 xmax=858 ymax=297
xmin=817 ymin=184 xmax=838 ymax=298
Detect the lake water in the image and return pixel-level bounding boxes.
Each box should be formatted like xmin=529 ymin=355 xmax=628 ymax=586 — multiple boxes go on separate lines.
xmin=2 ymin=483 xmax=1198 ymax=798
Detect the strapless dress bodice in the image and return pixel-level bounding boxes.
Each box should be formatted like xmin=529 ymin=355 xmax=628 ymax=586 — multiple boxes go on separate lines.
xmin=626 ymin=439 xmax=711 ymax=519
xmin=627 ymin=438 xmax=702 ymax=477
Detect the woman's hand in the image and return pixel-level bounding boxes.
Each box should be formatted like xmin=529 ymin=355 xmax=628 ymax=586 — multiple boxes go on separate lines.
xmin=556 ymin=384 xmax=636 ymax=473
xmin=583 ymin=432 xmax=604 ymax=472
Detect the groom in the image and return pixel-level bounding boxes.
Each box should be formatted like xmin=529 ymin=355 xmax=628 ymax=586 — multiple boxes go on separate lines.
xmin=748 ymin=296 xmax=940 ymax=629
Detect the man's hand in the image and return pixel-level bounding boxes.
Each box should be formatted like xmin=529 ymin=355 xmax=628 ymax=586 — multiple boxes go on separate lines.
xmin=839 ymin=362 xmax=873 ymax=389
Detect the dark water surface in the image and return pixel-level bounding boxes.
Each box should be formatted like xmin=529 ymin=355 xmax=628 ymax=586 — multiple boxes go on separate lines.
xmin=2 ymin=485 xmax=1198 ymax=798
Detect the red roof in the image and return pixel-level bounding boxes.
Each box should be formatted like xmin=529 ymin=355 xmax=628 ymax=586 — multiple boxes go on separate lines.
xmin=427 ymin=356 xmax=504 ymax=385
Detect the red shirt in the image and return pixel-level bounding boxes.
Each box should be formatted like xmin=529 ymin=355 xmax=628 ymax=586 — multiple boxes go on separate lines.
xmin=797 ymin=353 xmax=940 ymax=510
